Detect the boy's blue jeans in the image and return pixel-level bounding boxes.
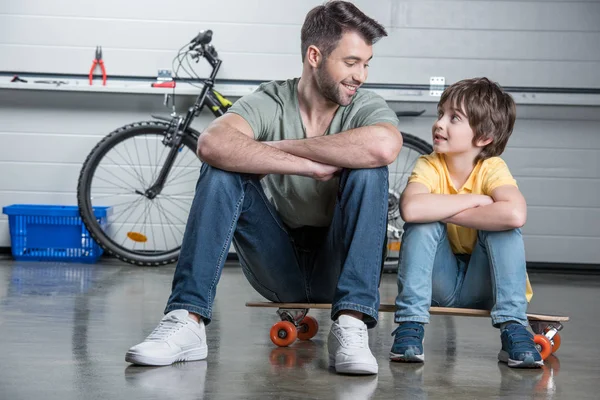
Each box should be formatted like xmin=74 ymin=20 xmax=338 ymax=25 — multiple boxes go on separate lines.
xmin=166 ymin=164 xmax=388 ymax=328
xmin=394 ymin=222 xmax=529 ymax=327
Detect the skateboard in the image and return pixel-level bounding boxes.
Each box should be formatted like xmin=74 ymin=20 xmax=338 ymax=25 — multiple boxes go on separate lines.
xmin=245 ymin=302 xmax=569 ymax=360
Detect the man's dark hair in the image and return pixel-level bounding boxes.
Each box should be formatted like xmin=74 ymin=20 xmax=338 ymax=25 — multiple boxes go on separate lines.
xmin=301 ymin=1 xmax=387 ymax=62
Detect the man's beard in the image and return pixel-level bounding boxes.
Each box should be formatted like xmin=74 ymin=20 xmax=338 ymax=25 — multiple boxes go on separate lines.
xmin=315 ymin=62 xmax=353 ymax=106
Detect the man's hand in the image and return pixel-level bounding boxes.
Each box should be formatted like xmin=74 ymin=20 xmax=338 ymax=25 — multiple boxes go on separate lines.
xmin=258 ymin=141 xmax=340 ymax=181
xmin=262 ymin=123 xmax=402 ymax=169
xmin=308 ymin=160 xmax=341 ymax=181
xmin=265 ymin=140 xmax=340 ymax=181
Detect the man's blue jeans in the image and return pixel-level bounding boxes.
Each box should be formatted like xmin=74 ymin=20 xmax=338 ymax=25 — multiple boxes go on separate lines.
xmin=394 ymin=222 xmax=528 ymax=327
xmin=166 ymin=164 xmax=388 ymax=328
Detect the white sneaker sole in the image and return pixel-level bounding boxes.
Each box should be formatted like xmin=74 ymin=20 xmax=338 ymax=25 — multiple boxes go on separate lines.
xmin=498 ymin=350 xmax=544 ymax=368
xmin=328 ymin=355 xmax=378 ymax=375
xmin=125 ymin=346 xmax=208 ymax=366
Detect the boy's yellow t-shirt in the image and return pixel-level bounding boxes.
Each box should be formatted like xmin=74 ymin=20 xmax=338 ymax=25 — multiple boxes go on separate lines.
xmin=407 ymin=152 xmax=533 ymax=301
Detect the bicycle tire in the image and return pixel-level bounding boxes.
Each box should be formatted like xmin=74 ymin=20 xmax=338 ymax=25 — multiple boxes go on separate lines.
xmin=401 ymin=132 xmax=433 ymax=156
xmin=77 ymin=121 xmax=199 ymax=266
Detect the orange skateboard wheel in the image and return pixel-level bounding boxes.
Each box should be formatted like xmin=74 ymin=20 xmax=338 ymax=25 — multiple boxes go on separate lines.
xmin=270 ymin=321 xmax=297 ymax=347
xmin=534 ymin=334 xmax=553 ymax=360
xmin=297 ymin=316 xmax=319 ymax=341
xmin=551 ymin=333 xmax=561 ymax=353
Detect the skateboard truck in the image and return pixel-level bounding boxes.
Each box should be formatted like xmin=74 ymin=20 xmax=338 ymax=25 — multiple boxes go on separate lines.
xmin=530 ymin=321 xmax=563 ymax=359
xmin=276 ymin=308 xmax=308 ymax=325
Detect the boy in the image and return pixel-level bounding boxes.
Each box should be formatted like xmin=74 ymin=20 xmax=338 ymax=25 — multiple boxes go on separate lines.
xmin=389 ymin=77 xmax=542 ymax=368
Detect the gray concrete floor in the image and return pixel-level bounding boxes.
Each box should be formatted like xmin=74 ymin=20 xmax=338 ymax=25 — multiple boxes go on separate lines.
xmin=0 ymin=257 xmax=598 ymax=400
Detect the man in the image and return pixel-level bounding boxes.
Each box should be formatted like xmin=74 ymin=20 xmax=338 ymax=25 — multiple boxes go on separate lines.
xmin=126 ymin=0 xmax=402 ymax=375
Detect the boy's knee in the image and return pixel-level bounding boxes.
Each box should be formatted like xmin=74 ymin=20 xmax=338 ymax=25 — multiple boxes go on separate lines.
xmin=404 ymin=221 xmax=445 ymax=238
xmin=477 ymin=228 xmax=522 ymax=241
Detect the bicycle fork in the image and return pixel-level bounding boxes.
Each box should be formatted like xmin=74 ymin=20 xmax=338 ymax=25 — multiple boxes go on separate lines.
xmin=140 ymin=116 xmax=187 ymax=199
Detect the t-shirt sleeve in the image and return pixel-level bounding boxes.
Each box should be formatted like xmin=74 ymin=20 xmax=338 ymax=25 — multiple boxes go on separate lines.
xmin=407 ymin=156 xmax=439 ymax=193
xmin=226 ymin=90 xmax=278 ymax=141
xmin=482 ymin=158 xmax=518 ymax=195
xmin=348 ymin=92 xmax=399 ymax=129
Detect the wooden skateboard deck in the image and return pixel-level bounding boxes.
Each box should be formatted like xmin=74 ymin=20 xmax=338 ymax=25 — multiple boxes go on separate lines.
xmin=246 ymin=302 xmax=569 ymax=322
xmin=246 ymin=301 xmax=568 ymax=360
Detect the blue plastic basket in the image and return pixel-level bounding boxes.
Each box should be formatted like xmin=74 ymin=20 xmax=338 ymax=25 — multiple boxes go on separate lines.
xmin=2 ymin=204 xmax=111 ymax=263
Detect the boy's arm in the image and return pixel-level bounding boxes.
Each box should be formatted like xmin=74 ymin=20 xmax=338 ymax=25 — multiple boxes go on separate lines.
xmin=443 ymin=185 xmax=527 ymax=230
xmin=197 ymin=114 xmax=340 ymax=181
xmin=266 ymin=122 xmax=403 ymax=168
xmin=400 ymin=182 xmax=494 ymax=223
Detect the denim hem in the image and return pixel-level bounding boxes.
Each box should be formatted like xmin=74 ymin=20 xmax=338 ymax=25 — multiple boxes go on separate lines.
xmin=491 ymin=314 xmax=528 ymax=328
xmin=165 ymin=303 xmax=212 ymax=325
xmin=394 ymin=316 xmax=430 ymax=324
xmin=331 ymin=302 xmax=379 ymax=328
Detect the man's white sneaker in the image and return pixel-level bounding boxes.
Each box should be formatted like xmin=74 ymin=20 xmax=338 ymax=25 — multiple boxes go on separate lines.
xmin=328 ymin=314 xmax=378 ymax=375
xmin=125 ymin=309 xmax=208 ymax=366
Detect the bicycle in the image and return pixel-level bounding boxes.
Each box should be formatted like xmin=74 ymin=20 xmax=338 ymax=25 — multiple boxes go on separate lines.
xmin=77 ymin=30 xmax=433 ymax=267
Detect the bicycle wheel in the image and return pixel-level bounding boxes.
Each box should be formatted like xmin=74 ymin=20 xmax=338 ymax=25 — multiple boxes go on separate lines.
xmin=385 ymin=132 xmax=433 ymax=269
xmin=77 ymin=121 xmax=201 ymax=266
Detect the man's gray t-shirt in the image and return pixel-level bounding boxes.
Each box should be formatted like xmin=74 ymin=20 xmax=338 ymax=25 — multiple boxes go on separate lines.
xmin=227 ymin=77 xmax=399 ymax=228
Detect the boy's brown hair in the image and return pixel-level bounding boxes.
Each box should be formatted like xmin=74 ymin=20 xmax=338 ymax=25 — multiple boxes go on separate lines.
xmin=439 ymin=77 xmax=516 ymax=163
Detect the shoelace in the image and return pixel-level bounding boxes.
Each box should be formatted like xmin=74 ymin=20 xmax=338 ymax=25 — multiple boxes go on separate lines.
xmin=339 ymin=325 xmax=368 ymax=348
xmin=147 ymin=318 xmax=186 ymax=341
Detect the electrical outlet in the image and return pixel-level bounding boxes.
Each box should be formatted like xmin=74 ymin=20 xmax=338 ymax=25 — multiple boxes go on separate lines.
xmin=429 ymin=76 xmax=445 ymax=97
xmin=157 ymin=69 xmax=173 ymax=81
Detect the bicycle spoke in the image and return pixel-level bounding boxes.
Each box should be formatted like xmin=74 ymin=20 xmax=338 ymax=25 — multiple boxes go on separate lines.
xmin=91 ymin=192 xmax=138 ymax=201
xmin=119 ymin=141 xmax=148 ymax=189
xmin=167 ymin=166 xmax=201 ymax=187
xmin=132 ymin=137 xmax=148 ymax=188
xmin=105 ymin=197 xmax=145 ymax=234
xmin=167 ymin=154 xmax=200 ymax=184
xmin=155 ymin=197 xmax=185 ymax=245
xmin=154 ymin=198 xmax=180 ymax=248
xmin=93 ymin=167 xmax=140 ymax=194
xmin=160 ymin=194 xmax=193 ymax=204
xmin=159 ymin=195 xmax=192 ymax=215
xmin=154 ymin=198 xmax=171 ymax=253
xmin=97 ymin=159 xmax=145 ymax=191
xmin=140 ymin=199 xmax=151 ymax=252
xmin=109 ymin=197 xmax=145 ymax=238
xmin=166 ymin=178 xmax=200 ymax=188
xmin=155 ymin=196 xmax=173 ymax=249
xmin=148 ymin=200 xmax=157 ymax=251
xmin=122 ymin=199 xmax=152 ymax=248
xmin=154 ymin=198 xmax=189 ymax=227
xmin=90 ymin=197 xmax=146 ymax=210
xmin=108 ymin=146 xmax=148 ymax=188
xmin=144 ymin=135 xmax=156 ymax=188
xmin=162 ymin=191 xmax=195 ymax=197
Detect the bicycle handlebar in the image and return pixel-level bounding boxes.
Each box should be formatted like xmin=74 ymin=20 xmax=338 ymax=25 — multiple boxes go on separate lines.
xmin=188 ymin=30 xmax=219 ymax=65
xmin=190 ymin=30 xmax=213 ymax=47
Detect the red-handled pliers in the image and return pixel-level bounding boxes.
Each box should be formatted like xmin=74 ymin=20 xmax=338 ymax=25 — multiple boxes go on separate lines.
xmin=89 ymin=46 xmax=107 ymax=85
